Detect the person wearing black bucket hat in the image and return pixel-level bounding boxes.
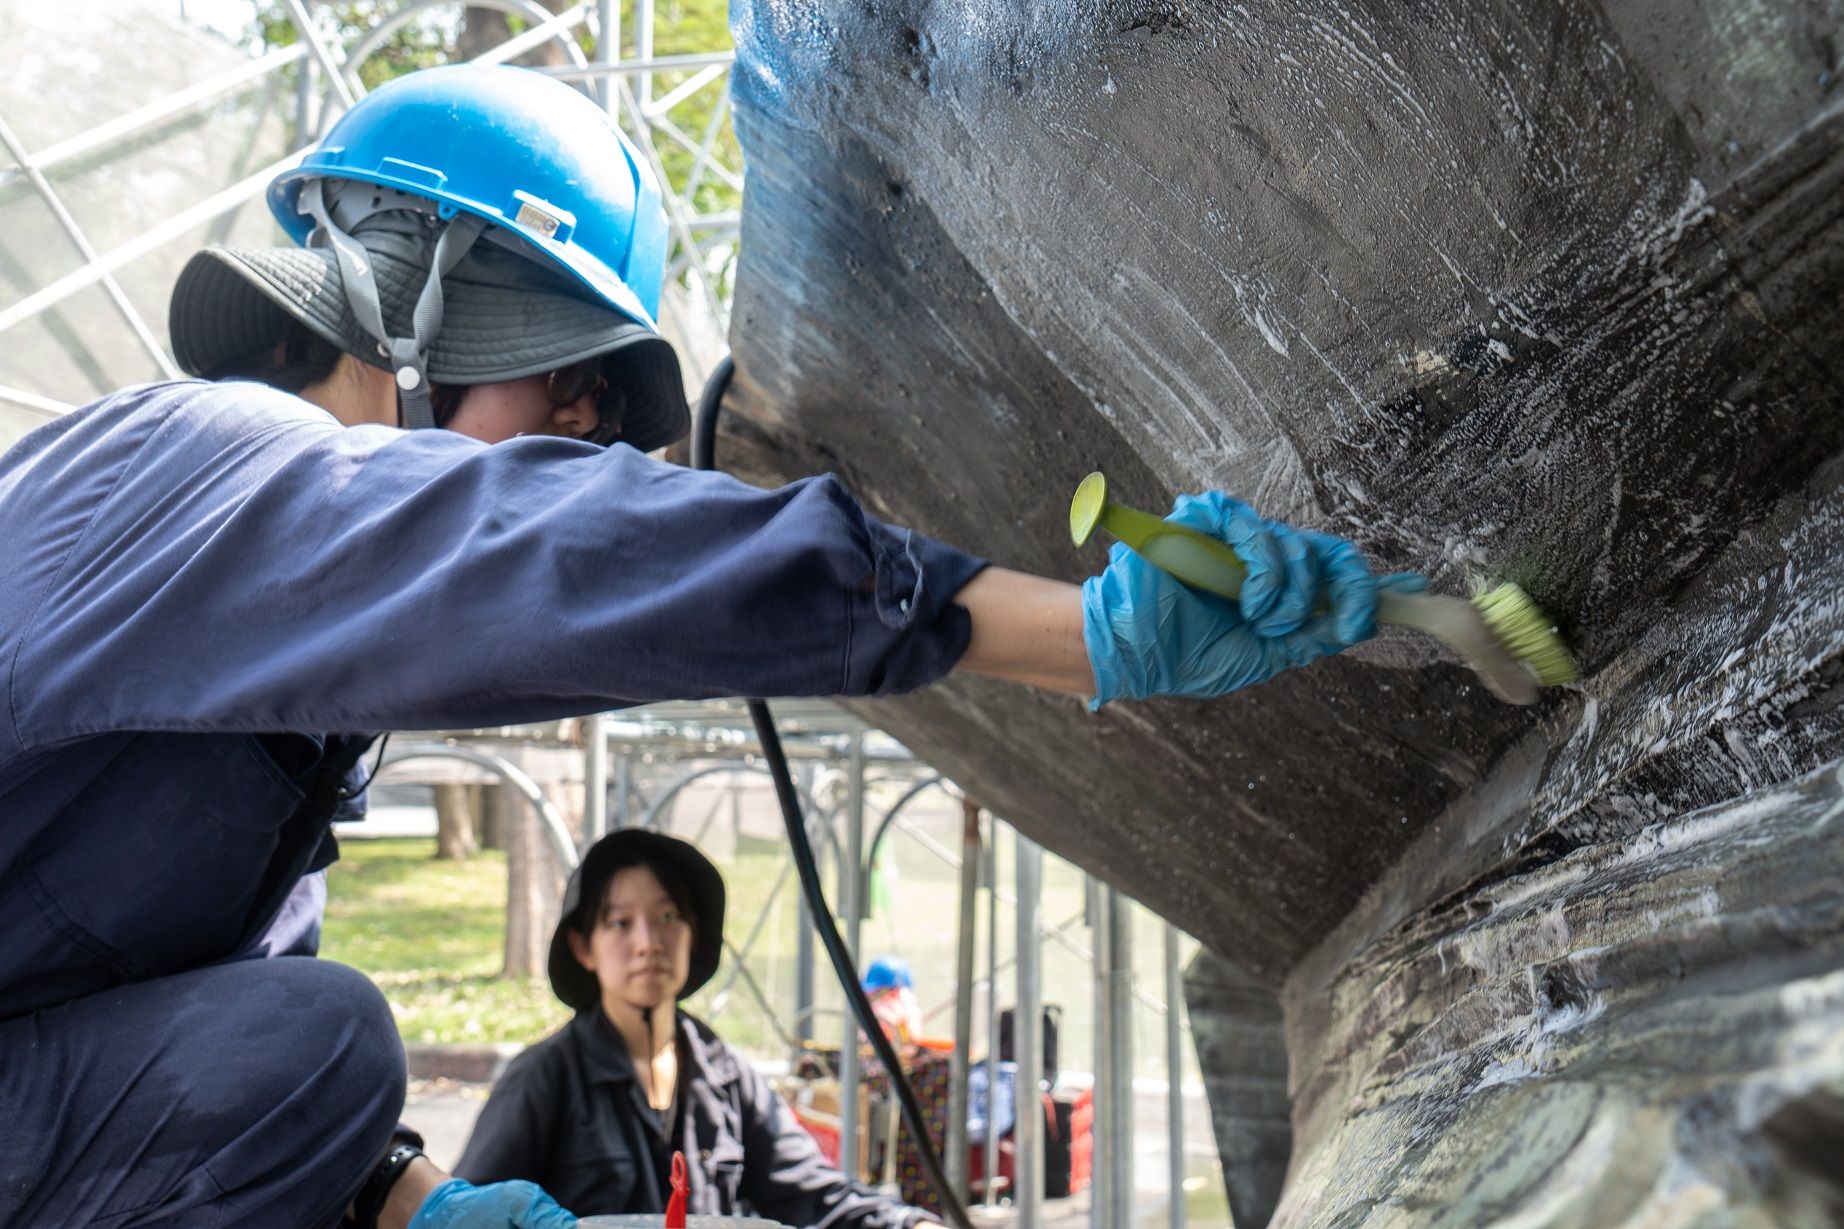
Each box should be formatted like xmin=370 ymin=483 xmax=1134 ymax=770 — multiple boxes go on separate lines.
xmin=0 ymin=51 xmax=1394 ymax=1229
xmin=454 ymin=831 xmax=939 ymax=1227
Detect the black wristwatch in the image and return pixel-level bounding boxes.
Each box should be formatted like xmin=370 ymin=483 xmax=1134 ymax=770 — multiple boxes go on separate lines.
xmin=349 ymin=1141 xmax=425 ymax=1229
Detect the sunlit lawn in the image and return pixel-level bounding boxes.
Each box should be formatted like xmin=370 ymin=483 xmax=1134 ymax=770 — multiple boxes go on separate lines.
xmin=322 ymin=837 xmax=570 ymax=1045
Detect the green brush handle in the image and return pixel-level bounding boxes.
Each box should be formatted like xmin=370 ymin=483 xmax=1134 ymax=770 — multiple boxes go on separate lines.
xmin=1069 ymin=470 xmax=1415 ymax=623
xmin=1093 ymin=499 xmax=1251 ymax=600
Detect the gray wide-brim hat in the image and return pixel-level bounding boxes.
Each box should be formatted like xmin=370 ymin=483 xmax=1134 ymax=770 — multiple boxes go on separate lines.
xmin=169 ymin=224 xmax=689 ymax=452
xmin=548 ymin=829 xmax=727 ymax=1011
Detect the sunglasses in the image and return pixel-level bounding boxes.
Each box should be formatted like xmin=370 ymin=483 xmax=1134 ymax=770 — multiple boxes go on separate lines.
xmin=547 ymin=356 xmax=625 ymax=445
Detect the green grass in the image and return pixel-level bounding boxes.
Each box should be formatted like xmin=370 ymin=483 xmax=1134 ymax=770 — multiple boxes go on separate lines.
xmin=322 ymin=837 xmax=570 ymax=1045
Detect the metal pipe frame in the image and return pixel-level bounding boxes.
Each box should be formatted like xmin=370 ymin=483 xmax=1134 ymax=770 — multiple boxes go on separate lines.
xmin=1088 ymin=876 xmax=1112 ymax=1229
xmin=583 ymin=713 xmax=608 ymax=845
xmin=0 ymin=111 xmax=180 ymax=377
xmin=0 ymin=43 xmax=308 ymax=191
xmin=596 ymin=0 xmax=622 ymax=117
xmin=378 ymin=742 xmax=579 ymax=873
xmin=1104 ymin=884 xmax=1135 ymax=1228
xmin=981 ymin=819 xmax=1001 ymax=1203
xmin=535 ymin=50 xmax=737 ymax=80
xmin=1165 ymin=922 xmax=1188 ymax=1229
xmin=336 ymin=0 xmax=586 ymax=115
xmin=837 ymin=729 xmax=866 ymax=1180
xmin=283 ymin=0 xmax=358 ymax=113
xmin=0 ymin=385 xmax=75 ymax=418
xmin=946 ymin=797 xmax=980 ymax=1204
xmin=1013 ymin=832 xmax=1045 ymax=1224
xmin=3 ymin=1 xmax=741 ymax=415
xmin=636 ymin=762 xmax=825 ymax=835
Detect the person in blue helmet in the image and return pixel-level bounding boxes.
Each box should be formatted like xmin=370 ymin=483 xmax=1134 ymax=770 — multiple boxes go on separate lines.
xmin=862 ymin=956 xmax=925 ymax=1046
xmin=0 ymin=62 xmax=1419 ymax=1229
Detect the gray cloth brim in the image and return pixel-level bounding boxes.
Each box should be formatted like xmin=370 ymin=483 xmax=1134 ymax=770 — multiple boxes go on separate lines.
xmin=170 ymin=245 xmax=689 ymax=453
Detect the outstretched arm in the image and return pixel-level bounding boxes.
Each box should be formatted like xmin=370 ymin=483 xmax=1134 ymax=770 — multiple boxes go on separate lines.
xmin=950 ymin=568 xmax=1091 ymax=696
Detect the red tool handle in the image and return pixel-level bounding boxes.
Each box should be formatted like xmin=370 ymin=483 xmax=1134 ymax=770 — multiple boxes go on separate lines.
xmin=665 ymin=1150 xmax=688 ymax=1228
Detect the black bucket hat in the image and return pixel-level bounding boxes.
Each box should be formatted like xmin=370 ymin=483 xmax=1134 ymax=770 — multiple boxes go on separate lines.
xmin=168 ymin=214 xmax=689 ymax=453
xmin=548 ymin=829 xmax=727 ymax=1011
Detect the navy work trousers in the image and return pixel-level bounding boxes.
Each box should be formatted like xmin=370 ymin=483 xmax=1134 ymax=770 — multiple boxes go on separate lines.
xmin=0 ymin=955 xmax=402 ymax=1228
xmin=0 ymin=727 xmax=401 ymax=1228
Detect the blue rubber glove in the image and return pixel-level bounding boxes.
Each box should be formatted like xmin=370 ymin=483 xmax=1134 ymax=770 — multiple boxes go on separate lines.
xmin=1082 ymin=491 xmax=1426 ymax=708
xmin=407 ymin=1179 xmax=577 ymax=1229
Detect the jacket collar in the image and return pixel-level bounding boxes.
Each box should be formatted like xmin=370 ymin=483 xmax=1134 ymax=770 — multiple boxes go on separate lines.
xmin=677 ymin=1010 xmax=742 ymax=1089
xmin=569 ymin=1004 xmax=742 ymax=1090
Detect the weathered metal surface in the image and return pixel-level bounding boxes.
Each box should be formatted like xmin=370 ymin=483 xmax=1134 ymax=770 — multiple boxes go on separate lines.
xmin=719 ymin=0 xmax=1843 ymax=1221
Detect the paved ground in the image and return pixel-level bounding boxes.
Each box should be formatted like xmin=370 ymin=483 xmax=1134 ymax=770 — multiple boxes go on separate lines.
xmin=407 ymin=1075 xmax=1224 ymax=1227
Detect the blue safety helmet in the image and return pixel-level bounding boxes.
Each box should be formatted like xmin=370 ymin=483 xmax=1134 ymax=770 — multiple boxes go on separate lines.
xmin=170 ymin=62 xmax=687 ymax=448
xmin=862 ymin=956 xmax=914 ymax=993
xmin=273 ymin=64 xmax=667 ymax=328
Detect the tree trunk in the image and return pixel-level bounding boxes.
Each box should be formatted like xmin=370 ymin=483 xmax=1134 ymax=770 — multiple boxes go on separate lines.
xmin=502 ymin=783 xmax=571 ymax=980
xmin=433 ymin=782 xmax=478 ymax=861
xmin=466 ymin=783 xmax=488 ymax=849
xmin=481 ymin=782 xmax=510 ymax=851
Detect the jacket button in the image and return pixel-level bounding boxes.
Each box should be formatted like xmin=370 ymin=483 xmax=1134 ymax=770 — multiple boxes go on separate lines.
xmin=700 ymin=1149 xmax=711 ymax=1161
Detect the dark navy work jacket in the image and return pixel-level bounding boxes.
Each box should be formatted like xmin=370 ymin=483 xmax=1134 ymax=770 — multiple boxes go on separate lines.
xmin=457 ymin=1008 xmax=922 ymax=1227
xmin=0 ymin=381 xmax=984 ymax=1019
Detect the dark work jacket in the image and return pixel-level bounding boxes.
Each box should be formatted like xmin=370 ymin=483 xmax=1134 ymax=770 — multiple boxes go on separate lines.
xmin=0 ymin=381 xmax=985 ymax=1019
xmin=455 ymin=1007 xmax=924 ymax=1227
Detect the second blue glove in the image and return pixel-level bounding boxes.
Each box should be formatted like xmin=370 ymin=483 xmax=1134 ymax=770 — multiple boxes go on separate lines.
xmin=407 ymin=1179 xmax=578 ymax=1229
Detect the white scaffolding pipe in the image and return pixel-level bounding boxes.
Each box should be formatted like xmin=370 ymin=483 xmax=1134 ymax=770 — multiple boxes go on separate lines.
xmin=468 ymin=4 xmax=592 ymax=68
xmin=981 ymin=822 xmax=1000 ymax=1203
xmin=1104 ymin=886 xmax=1135 ymax=1229
xmin=596 ymin=0 xmax=621 ymax=117
xmin=1013 ymin=833 xmax=1045 ymax=1225
xmin=0 ymin=153 xmax=297 ymax=337
xmin=616 ymin=79 xmax=728 ymax=330
xmin=0 ymin=44 xmax=307 ymax=189
xmin=282 ymin=0 xmax=358 ymax=111
xmin=0 ymin=116 xmax=179 ymax=378
xmin=1088 ymin=877 xmax=1111 ymax=1229
xmin=379 ymin=742 xmax=579 ymax=874
xmin=0 ymin=385 xmax=73 ymax=417
xmin=1165 ymin=923 xmax=1188 ymax=1229
xmin=679 ymin=91 xmax=733 ymax=213
xmin=583 ymin=713 xmax=607 ymax=846
xmin=946 ymin=798 xmax=979 ymax=1203
xmin=635 ymin=0 xmax=656 ymax=119
xmin=338 ymin=0 xmax=588 ymax=112
xmin=651 ymin=112 xmax=746 ymax=192
xmin=535 ymin=50 xmax=737 ymax=80
xmin=837 ymin=729 xmax=866 ymax=1181
xmin=644 ymin=61 xmax=727 ymax=119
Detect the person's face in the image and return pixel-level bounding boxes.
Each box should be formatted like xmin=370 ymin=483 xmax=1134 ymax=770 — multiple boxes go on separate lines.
xmin=568 ymin=864 xmax=693 ymax=1012
xmin=441 ymin=369 xmax=601 ymax=444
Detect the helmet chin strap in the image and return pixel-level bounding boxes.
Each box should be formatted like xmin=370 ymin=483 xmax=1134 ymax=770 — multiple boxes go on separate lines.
xmin=301 ymin=179 xmax=487 ymax=430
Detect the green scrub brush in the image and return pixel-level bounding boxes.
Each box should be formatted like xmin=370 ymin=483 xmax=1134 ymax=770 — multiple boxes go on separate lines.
xmin=1069 ymin=472 xmax=1577 ymax=706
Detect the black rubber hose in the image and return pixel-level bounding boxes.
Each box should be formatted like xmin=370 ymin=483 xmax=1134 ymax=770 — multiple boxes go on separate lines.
xmin=692 ymin=357 xmax=975 ymax=1229
xmin=689 ymin=353 xmax=732 ymax=472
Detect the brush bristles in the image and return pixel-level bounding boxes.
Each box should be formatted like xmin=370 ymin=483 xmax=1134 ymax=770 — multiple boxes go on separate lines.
xmin=1471 ymin=582 xmax=1578 ymax=686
